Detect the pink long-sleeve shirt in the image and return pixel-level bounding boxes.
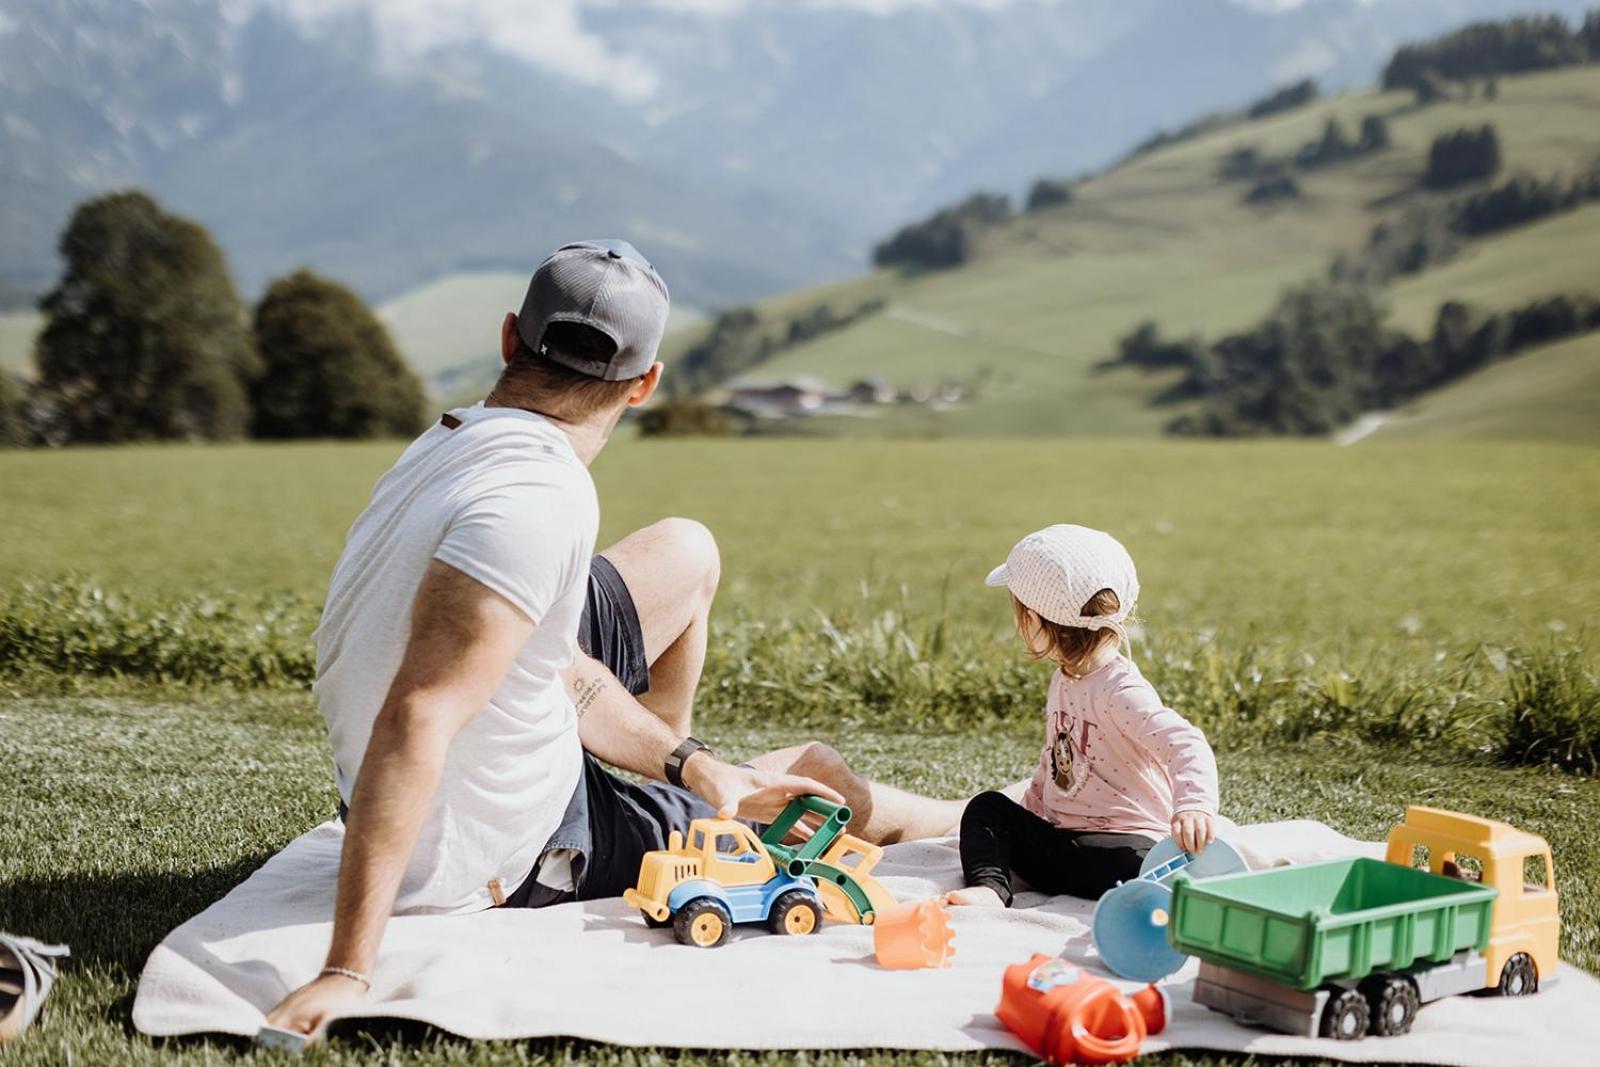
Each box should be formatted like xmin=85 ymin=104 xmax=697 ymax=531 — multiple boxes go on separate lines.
xmin=1022 ymin=655 xmax=1219 ymax=839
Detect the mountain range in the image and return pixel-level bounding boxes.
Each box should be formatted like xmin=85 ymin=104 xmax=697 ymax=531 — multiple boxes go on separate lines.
xmin=2 ymin=0 xmax=1594 ymax=309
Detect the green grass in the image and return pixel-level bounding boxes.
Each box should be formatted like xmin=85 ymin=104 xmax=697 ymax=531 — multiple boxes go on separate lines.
xmin=4 ymin=438 xmax=1596 ymax=649
xmin=3 ymin=691 xmax=1597 ymax=1065
xmin=1375 ymin=331 xmax=1600 ymax=443
xmin=683 ymin=65 xmax=1600 ymax=438
xmin=3 ymin=436 xmax=1599 ymax=1064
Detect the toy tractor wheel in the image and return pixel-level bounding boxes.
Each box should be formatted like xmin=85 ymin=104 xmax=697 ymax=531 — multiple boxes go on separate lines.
xmin=1497 ymin=953 xmax=1538 ymax=997
xmin=1320 ymin=989 xmax=1370 ymax=1041
xmin=1363 ymin=976 xmax=1420 ymax=1036
xmin=769 ymin=891 xmax=821 ymax=937
xmin=674 ymin=898 xmax=732 ymax=948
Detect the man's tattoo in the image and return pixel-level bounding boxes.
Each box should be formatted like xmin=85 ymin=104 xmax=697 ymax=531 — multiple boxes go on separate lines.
xmin=573 ymin=676 xmax=606 ymax=718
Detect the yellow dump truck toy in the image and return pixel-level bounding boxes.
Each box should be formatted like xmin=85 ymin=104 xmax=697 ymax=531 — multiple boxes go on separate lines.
xmin=1180 ymin=806 xmax=1559 ymax=1040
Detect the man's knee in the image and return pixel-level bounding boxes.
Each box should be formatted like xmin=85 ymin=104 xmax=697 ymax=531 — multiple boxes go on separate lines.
xmin=790 ymin=741 xmax=853 ymax=784
xmin=646 ymin=517 xmax=720 ymax=604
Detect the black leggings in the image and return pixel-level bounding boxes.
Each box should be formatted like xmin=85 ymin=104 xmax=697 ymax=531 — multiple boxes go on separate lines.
xmin=959 ymin=791 xmax=1153 ymax=906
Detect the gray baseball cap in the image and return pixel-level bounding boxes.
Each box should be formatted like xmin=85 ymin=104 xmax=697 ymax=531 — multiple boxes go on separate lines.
xmin=516 ymin=239 xmax=670 ymax=381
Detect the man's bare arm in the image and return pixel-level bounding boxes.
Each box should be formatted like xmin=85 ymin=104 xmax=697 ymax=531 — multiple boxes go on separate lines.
xmin=265 ymin=560 xmax=532 ymax=1037
xmin=564 ymin=653 xmax=841 ymax=823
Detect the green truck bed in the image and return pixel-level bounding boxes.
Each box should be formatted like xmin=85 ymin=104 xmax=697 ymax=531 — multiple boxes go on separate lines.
xmin=1169 ymin=857 xmax=1498 ymax=991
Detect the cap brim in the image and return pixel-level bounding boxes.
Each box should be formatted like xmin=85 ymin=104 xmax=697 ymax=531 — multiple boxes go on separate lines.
xmin=984 ymin=563 xmax=1008 ymax=587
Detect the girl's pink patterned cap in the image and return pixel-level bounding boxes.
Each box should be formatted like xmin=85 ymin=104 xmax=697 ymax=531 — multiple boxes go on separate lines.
xmin=985 ymin=524 xmax=1139 ymax=632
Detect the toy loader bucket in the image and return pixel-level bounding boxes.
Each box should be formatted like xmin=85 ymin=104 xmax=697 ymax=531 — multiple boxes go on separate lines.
xmin=814 ymin=833 xmax=898 ymax=924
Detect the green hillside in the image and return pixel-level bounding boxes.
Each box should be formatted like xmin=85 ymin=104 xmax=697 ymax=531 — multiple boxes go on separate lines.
xmin=696 ymin=64 xmax=1600 ymax=439
xmin=1373 ymin=330 xmax=1600 ymax=443
xmin=0 ymin=310 xmax=40 ymax=379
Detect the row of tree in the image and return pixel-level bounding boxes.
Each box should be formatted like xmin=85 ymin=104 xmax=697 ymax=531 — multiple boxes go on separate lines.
xmin=1107 ymin=284 xmax=1600 ymax=437
xmin=1221 ymin=114 xmax=1393 ymax=206
xmin=1382 ymin=12 xmax=1600 ymax=98
xmin=870 ymin=175 xmax=1085 ymax=273
xmin=1334 ymin=152 xmax=1600 ymax=285
xmin=1 ymin=191 xmax=425 ymax=448
xmin=1126 ymin=78 xmax=1321 ymax=164
xmin=1221 ymin=116 xmax=1391 ymax=180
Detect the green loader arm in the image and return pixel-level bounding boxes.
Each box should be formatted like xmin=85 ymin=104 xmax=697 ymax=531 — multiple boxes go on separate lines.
xmin=761 ymin=796 xmax=852 ymax=872
xmin=759 ymin=796 xmax=881 ymax=923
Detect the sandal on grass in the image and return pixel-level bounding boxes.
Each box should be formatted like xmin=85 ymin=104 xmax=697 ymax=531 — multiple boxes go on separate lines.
xmin=0 ymin=933 xmax=70 ymax=1044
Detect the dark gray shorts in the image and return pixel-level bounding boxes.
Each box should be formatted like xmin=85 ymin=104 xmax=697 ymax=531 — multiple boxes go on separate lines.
xmin=501 ymin=556 xmax=718 ymax=908
xmin=578 ymin=554 xmax=651 ymax=698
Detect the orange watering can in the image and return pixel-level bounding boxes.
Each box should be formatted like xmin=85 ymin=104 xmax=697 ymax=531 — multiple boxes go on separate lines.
xmin=997 ymin=954 xmax=1167 ymax=1065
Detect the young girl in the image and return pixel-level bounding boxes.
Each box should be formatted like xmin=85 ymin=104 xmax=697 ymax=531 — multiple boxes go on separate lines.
xmin=948 ymin=524 xmax=1218 ymax=907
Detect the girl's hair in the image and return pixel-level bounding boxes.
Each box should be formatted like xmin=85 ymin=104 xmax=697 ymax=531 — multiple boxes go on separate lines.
xmin=1012 ymin=588 xmax=1123 ymax=676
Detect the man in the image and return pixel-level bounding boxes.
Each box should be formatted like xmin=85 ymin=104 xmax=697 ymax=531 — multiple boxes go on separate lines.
xmin=267 ymin=241 xmax=961 ymax=1038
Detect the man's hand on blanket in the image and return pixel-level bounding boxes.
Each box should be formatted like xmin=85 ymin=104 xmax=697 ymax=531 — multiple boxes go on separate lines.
xmin=264 ymin=971 xmax=367 ymax=1041
xmin=684 ymin=754 xmax=843 ymax=824
xmin=1171 ymin=810 xmax=1216 ymax=854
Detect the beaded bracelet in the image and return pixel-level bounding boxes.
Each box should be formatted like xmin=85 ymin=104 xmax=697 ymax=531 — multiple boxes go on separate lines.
xmin=319 ymin=965 xmax=371 ymax=989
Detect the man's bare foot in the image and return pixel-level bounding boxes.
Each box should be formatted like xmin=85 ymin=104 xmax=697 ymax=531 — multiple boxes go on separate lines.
xmin=944 ymin=885 xmax=1006 ymax=908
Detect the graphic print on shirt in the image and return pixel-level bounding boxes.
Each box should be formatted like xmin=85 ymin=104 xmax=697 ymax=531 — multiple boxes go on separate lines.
xmin=1049 ymin=715 xmax=1090 ymax=796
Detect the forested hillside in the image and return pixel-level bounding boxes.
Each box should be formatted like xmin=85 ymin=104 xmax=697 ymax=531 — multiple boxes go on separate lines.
xmin=655 ymin=13 xmax=1600 ymax=441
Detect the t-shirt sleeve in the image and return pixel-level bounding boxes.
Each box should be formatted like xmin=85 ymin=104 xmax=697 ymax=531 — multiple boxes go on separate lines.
xmin=432 ymin=469 xmax=596 ymax=624
xmin=1105 ymin=680 xmax=1219 ymax=816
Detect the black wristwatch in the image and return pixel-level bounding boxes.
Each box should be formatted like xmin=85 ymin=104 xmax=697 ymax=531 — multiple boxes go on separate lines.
xmin=665 ymin=737 xmax=714 ymax=788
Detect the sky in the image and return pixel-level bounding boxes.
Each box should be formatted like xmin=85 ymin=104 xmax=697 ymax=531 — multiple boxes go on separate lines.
xmin=261 ymin=0 xmax=1352 ymax=104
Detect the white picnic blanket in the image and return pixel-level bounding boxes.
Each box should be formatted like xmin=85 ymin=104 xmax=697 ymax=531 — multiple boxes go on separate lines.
xmin=133 ymin=819 xmax=1600 ymax=1063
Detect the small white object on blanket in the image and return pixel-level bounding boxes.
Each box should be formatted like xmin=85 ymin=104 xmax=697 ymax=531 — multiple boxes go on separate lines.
xmin=133 ymin=819 xmax=1600 ymax=1064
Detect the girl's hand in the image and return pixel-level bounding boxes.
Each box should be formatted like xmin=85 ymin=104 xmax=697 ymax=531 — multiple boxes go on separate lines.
xmin=1171 ymin=811 xmax=1215 ymax=854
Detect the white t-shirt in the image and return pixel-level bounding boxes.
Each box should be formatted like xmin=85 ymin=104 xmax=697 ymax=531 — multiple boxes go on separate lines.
xmin=313 ymin=403 xmax=594 ymax=914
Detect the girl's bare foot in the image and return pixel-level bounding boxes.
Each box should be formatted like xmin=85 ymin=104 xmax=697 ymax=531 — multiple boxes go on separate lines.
xmin=944 ymin=886 xmax=1006 ymax=908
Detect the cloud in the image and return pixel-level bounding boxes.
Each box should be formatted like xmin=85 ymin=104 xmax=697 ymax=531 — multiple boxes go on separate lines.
xmin=260 ymin=0 xmax=1353 ymax=104
xmin=264 ymin=0 xmax=659 ymax=102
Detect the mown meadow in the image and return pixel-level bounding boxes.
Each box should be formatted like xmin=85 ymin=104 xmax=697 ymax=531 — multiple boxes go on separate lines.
xmin=3 ymin=435 xmax=1599 ymax=1065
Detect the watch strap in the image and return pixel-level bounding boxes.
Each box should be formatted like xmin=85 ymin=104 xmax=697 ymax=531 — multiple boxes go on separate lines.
xmin=665 ymin=737 xmax=712 ymax=788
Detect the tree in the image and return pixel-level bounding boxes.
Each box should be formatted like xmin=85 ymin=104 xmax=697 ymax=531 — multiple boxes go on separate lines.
xmin=250 ymin=270 xmax=425 ymax=439
xmin=1383 ymin=15 xmax=1586 ymax=92
xmin=636 ymin=399 xmax=734 ymax=438
xmin=1584 ymin=12 xmax=1600 ymax=60
xmin=31 ymin=191 xmax=258 ymax=444
xmin=1246 ymin=79 xmax=1318 ymax=119
xmin=1423 ymin=126 xmax=1501 ymax=189
xmin=1217 ymin=146 xmax=1263 ymax=181
xmin=1296 ymin=118 xmax=1354 ymax=168
xmin=1244 ymin=170 xmax=1300 ymax=205
xmin=1340 ymin=205 xmax=1461 ymax=284
xmin=0 ymin=373 xmax=26 ymax=447
xmin=1357 ymin=115 xmax=1391 ymax=153
xmin=1025 ymin=178 xmax=1075 ymax=212
xmin=872 ymin=193 xmax=1012 ymax=272
xmin=1425 ymin=301 xmax=1507 ymax=387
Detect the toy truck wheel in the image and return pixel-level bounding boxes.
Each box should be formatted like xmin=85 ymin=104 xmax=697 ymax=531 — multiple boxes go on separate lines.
xmin=1497 ymin=953 xmax=1537 ymax=997
xmin=1363 ymin=976 xmax=1420 ymax=1036
xmin=1320 ymin=989 xmax=1370 ymax=1041
xmin=769 ymin=891 xmax=821 ymax=937
xmin=674 ymin=898 xmax=732 ymax=948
